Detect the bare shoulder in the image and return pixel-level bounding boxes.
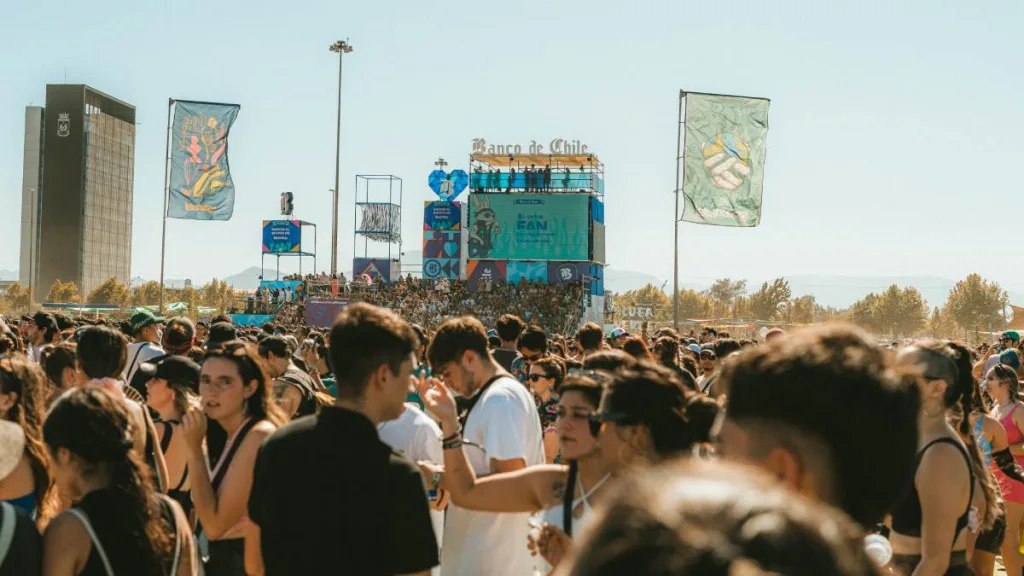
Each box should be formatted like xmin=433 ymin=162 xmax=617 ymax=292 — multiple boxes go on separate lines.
xmin=251 ymin=420 xmax=278 ymax=437
xmin=918 ymin=441 xmax=970 ymax=485
xmin=44 ymin=510 xmax=90 ymax=547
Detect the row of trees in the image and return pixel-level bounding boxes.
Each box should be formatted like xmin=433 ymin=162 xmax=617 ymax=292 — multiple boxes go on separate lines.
xmin=0 ymin=277 xmax=240 ymax=315
xmin=610 ymin=273 xmax=1010 ymax=338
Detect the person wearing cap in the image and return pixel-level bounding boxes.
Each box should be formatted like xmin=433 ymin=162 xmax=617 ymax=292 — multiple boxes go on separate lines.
xmin=205 ymin=321 xmax=238 ymax=350
xmin=142 ymin=355 xmax=201 ymax=518
xmin=685 ymin=343 xmax=702 ymax=360
xmin=984 ymin=331 xmax=1022 ymax=380
xmin=123 ymin=310 xmax=166 ymax=388
xmin=0 ymin=420 xmax=43 ymax=575
xmin=608 ymin=327 xmax=629 ymax=349
xmin=258 ymin=336 xmax=319 ymax=420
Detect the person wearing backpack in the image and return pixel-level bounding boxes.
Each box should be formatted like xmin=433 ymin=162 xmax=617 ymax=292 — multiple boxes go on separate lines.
xmin=0 ymin=420 xmax=42 ymax=576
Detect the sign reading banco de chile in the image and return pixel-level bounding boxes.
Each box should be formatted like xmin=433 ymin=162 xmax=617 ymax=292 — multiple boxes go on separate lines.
xmin=262 ymin=220 xmax=301 ymax=254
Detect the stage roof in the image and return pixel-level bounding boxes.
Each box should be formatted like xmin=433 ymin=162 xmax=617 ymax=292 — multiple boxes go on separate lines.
xmin=471 ymin=153 xmax=602 ymax=168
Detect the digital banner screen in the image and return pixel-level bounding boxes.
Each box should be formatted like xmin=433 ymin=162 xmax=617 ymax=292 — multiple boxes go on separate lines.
xmin=262 ymin=220 xmax=301 ymax=254
xmin=468 ymin=193 xmax=589 ymax=261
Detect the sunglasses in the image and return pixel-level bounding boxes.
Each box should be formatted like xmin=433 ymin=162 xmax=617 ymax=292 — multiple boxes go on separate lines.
xmin=554 ymin=406 xmax=593 ymax=422
xmin=527 ymin=373 xmax=550 ymax=382
xmin=587 ymin=411 xmax=638 ymax=436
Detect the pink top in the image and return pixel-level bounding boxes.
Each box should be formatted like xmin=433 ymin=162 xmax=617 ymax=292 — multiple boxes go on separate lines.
xmin=1000 ymin=405 xmax=1024 ymax=446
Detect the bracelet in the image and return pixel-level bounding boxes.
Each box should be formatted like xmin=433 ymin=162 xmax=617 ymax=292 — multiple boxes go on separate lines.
xmin=442 ymin=438 xmax=464 ymax=451
xmin=441 ymin=427 xmax=462 ymax=444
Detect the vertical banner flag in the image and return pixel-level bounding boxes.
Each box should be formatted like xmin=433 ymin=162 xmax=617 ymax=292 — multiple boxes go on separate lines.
xmin=168 ymin=100 xmax=241 ymax=220
xmin=682 ymin=93 xmax=769 ymax=227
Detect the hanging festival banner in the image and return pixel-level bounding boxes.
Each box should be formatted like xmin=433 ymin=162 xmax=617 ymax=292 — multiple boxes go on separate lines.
xmin=681 ymin=93 xmax=769 ymax=227
xmin=167 ymin=100 xmax=241 ymax=220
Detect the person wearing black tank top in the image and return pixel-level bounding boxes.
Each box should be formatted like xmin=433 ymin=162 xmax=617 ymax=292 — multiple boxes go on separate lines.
xmin=142 ymin=356 xmax=202 ymax=519
xmin=41 ymin=387 xmax=197 ymax=576
xmin=890 ymin=344 xmax=979 ymax=576
xmin=183 ymin=341 xmax=284 ymax=576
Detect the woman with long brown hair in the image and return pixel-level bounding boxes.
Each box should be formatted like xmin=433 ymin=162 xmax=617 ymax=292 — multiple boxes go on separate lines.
xmin=41 ymin=386 xmax=197 ymax=575
xmin=183 ymin=341 xmax=284 ymax=576
xmin=984 ymin=362 xmax=1024 ymax=575
xmin=145 ymin=356 xmax=202 ymax=519
xmin=0 ymin=355 xmax=56 ymax=525
xmin=40 ymin=342 xmax=78 ymax=406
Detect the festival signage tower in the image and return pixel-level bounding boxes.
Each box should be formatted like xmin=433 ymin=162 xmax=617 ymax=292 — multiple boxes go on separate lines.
xmin=465 ymin=139 xmax=606 ymax=328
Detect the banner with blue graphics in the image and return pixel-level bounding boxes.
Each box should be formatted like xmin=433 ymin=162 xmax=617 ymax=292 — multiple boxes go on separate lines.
xmin=468 ymin=193 xmax=589 ymax=261
xmin=167 ymin=100 xmax=240 ymax=220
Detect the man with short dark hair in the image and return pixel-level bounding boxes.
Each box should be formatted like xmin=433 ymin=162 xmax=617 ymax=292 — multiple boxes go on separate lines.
xmin=258 ymin=335 xmax=318 ymax=419
xmin=492 ymin=314 xmax=524 ymax=372
xmin=247 ymin=303 xmax=438 ymax=576
xmin=512 ymin=325 xmax=547 ymax=383
xmin=23 ymin=311 xmax=59 ymax=362
xmin=576 ymin=322 xmax=604 ymax=358
xmin=714 ymin=324 xmax=920 ymax=528
xmin=427 ymin=316 xmax=543 ymax=576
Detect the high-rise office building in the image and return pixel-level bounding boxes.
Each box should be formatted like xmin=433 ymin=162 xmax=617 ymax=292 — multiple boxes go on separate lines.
xmin=21 ymin=84 xmax=135 ymax=301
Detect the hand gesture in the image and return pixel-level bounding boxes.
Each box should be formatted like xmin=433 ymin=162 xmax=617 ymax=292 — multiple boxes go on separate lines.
xmin=535 ymin=524 xmax=571 ymax=570
xmin=181 ymin=409 xmax=207 ymax=453
xmin=415 ymin=373 xmax=458 ymax=431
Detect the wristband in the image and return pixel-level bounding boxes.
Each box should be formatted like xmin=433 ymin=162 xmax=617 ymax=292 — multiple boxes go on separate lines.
xmin=441 ymin=427 xmax=462 ymax=444
xmin=443 ymin=438 xmax=464 ymax=451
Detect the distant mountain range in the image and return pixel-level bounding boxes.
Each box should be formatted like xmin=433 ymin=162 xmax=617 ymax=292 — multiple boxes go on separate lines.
xmin=7 ymin=265 xmax=1024 ymax=309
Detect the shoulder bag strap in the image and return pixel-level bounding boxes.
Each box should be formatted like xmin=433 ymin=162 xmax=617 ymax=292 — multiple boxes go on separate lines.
xmin=211 ymin=419 xmax=258 ymax=492
xmin=0 ymin=502 xmax=15 ymax=569
xmin=125 ymin=342 xmax=151 ymax=381
xmin=156 ymin=495 xmax=182 ymax=576
xmin=67 ymin=508 xmax=116 ymax=576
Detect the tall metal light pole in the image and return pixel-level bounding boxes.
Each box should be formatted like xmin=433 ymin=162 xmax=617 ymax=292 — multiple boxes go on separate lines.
xmin=329 ymin=39 xmax=353 ymax=277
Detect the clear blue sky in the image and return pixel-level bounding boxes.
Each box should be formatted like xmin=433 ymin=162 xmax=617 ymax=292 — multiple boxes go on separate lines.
xmin=1 ymin=0 xmax=1021 ymax=292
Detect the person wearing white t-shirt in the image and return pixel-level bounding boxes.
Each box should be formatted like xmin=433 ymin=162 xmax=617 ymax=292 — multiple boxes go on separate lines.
xmin=426 ymin=317 xmax=544 ymax=576
xmin=122 ymin=310 xmax=166 ymax=388
xmin=378 ymin=403 xmax=446 ymax=576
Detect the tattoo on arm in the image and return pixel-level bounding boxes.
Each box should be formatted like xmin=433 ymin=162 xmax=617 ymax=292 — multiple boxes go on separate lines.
xmin=552 ymin=481 xmax=567 ymax=501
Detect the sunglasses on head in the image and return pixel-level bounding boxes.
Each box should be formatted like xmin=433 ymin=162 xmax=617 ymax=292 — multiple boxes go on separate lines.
xmin=587 ymin=411 xmax=638 ymax=436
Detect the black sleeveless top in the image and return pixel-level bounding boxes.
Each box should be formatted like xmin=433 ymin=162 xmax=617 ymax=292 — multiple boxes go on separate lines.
xmin=891 ymin=437 xmax=975 ymax=541
xmin=159 ymin=421 xmax=193 ymax=519
xmin=77 ymin=488 xmax=177 ymax=576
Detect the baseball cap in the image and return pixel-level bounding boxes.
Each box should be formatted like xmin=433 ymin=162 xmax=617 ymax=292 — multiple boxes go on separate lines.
xmin=699 ymin=349 xmax=717 ymax=359
xmin=206 ymin=322 xmax=238 ymax=348
xmin=687 ymin=344 xmax=702 ymax=354
xmin=1004 ymin=331 xmax=1021 ymax=343
xmin=609 ymin=327 xmax=629 ymax=339
xmin=765 ymin=328 xmax=785 ymax=341
xmin=486 ymin=329 xmax=499 ymax=339
xmin=1001 ymin=349 xmax=1021 ymax=371
xmin=137 ymin=355 xmax=200 ymax=393
xmin=129 ymin=310 xmax=164 ymax=334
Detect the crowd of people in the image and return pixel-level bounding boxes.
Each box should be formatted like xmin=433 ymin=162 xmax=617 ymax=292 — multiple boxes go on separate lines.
xmin=243 ymin=275 xmax=587 ymax=337
xmin=2 ymin=300 xmax=1024 ymax=575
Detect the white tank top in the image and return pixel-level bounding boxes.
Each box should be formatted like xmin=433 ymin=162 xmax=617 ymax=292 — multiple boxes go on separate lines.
xmin=533 ymin=473 xmax=610 ymax=574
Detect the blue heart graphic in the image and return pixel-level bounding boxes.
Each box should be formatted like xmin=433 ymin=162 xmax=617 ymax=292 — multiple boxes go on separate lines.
xmin=443 ymin=241 xmax=458 ymax=257
xmin=428 ymin=169 xmax=469 ymax=202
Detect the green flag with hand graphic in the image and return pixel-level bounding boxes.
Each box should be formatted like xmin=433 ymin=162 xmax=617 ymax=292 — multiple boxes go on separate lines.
xmin=681 ymin=93 xmax=770 ymax=227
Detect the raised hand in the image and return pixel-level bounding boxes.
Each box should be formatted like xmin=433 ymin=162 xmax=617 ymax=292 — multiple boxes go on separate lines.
xmin=414 ymin=373 xmax=458 ymax=430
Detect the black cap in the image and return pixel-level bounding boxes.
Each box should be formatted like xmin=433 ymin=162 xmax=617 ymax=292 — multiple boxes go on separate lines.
xmin=206 ymin=322 xmax=238 ymax=348
xmin=138 ymin=355 xmax=200 ymax=393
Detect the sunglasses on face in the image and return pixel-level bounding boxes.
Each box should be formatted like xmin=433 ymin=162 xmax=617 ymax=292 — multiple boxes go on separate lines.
xmin=528 ymin=373 xmax=550 ymax=382
xmin=554 ymin=406 xmax=592 ymax=422
xmin=587 ymin=411 xmax=638 ymax=436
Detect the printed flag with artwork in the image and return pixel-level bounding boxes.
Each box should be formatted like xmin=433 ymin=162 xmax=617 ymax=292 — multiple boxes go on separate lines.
xmin=681 ymin=93 xmax=769 ymax=227
xmin=167 ymin=100 xmax=241 ymax=220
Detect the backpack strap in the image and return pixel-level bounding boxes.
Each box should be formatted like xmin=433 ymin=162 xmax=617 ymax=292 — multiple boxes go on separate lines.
xmin=0 ymin=502 xmax=15 ymax=569
xmin=125 ymin=342 xmax=151 ymax=382
xmin=156 ymin=494 xmax=182 ymax=576
xmin=67 ymin=508 xmax=116 ymax=576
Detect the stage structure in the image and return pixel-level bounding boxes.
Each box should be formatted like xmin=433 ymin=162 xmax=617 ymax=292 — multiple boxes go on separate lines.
xmin=467 ymin=145 xmax=606 ymax=328
xmin=353 ymin=175 xmax=403 ymax=283
xmin=260 ymin=219 xmax=317 ymax=280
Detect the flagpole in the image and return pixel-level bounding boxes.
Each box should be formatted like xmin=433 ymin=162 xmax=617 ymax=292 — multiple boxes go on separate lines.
xmin=673 ymin=90 xmax=684 ymax=331
xmin=159 ymin=98 xmax=173 ymax=313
